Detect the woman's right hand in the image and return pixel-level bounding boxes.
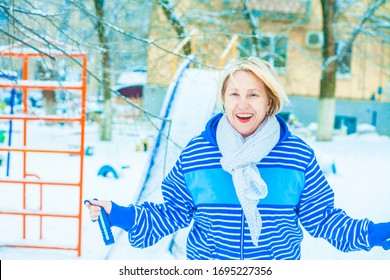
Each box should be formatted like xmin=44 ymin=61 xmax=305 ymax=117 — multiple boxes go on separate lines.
xmin=84 ymin=199 xmax=112 ymax=221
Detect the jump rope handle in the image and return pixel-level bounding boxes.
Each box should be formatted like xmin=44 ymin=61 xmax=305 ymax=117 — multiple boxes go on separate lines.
xmin=84 ymin=199 xmax=115 ymax=245
xmin=382 ymin=238 xmax=390 ymax=250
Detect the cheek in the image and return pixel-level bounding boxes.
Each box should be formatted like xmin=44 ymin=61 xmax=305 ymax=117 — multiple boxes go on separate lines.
xmin=258 ymin=98 xmax=271 ymax=112
xmin=250 ymin=104 xmax=268 ymax=118
xmin=223 ymin=98 xmax=235 ymax=112
xmin=223 ymin=102 xmax=235 ymax=122
xmin=250 ymin=100 xmax=267 ymax=112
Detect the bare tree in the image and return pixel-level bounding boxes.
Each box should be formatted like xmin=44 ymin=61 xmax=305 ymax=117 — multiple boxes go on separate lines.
xmin=158 ymin=0 xmax=192 ymax=55
xmin=93 ymin=0 xmax=112 ymax=141
xmin=240 ymin=0 xmax=260 ymax=56
xmin=317 ymin=0 xmax=387 ymax=141
xmin=317 ymin=0 xmax=338 ymax=141
xmin=0 ymin=0 xmax=155 ymax=141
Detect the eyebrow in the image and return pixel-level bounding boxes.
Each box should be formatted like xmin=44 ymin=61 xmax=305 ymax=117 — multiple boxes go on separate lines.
xmin=226 ymin=88 xmax=261 ymax=91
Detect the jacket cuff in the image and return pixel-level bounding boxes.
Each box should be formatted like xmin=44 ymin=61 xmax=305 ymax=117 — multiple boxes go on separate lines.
xmin=108 ymin=201 xmax=136 ymax=231
xmin=368 ymin=221 xmax=390 ymax=248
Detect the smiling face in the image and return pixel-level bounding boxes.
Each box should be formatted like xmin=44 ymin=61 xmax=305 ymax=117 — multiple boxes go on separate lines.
xmin=223 ymin=70 xmax=271 ymax=138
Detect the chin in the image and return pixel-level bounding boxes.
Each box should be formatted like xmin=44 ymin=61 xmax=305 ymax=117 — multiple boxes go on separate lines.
xmin=237 ymin=129 xmax=254 ymax=138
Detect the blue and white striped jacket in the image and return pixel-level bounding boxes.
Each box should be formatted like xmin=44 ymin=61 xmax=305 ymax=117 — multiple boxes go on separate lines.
xmin=109 ymin=113 xmax=372 ymax=259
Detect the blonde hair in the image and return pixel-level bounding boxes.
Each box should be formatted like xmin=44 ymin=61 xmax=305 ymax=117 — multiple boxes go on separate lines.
xmin=216 ymin=57 xmax=289 ymax=116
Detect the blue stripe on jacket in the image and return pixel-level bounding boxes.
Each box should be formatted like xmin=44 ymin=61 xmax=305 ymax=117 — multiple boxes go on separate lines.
xmin=184 ymin=167 xmax=305 ymax=206
xmin=108 ymin=113 xmax=372 ymax=260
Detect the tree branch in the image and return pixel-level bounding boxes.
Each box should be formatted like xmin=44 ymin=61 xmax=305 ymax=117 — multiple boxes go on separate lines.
xmin=336 ymin=0 xmax=387 ymax=64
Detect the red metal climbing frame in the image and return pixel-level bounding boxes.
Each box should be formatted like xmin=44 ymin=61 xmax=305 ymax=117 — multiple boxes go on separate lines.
xmin=0 ymin=39 xmax=88 ymax=256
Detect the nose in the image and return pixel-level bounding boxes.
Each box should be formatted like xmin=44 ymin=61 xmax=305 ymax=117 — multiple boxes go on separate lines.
xmin=237 ymin=96 xmax=250 ymax=109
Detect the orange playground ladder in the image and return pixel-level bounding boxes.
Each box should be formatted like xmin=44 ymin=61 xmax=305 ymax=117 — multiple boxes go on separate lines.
xmin=0 ymin=40 xmax=88 ymax=257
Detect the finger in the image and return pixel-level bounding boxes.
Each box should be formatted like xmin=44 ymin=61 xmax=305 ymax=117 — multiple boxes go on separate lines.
xmin=89 ymin=205 xmax=101 ymax=212
xmin=84 ymin=199 xmax=101 ymax=221
xmin=84 ymin=199 xmax=103 ymax=208
xmin=89 ymin=206 xmax=101 ymax=222
xmin=84 ymin=199 xmax=92 ymax=208
xmin=90 ymin=214 xmax=99 ymax=221
xmin=90 ymin=199 xmax=111 ymax=213
xmin=84 ymin=199 xmax=111 ymax=215
xmin=89 ymin=199 xmax=104 ymax=207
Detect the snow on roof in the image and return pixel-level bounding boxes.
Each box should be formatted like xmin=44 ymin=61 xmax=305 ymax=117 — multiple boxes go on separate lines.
xmin=116 ymin=70 xmax=147 ymax=86
xmin=0 ymin=80 xmax=83 ymax=91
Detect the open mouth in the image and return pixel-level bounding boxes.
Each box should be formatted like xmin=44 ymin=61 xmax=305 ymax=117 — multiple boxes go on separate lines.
xmin=236 ymin=113 xmax=253 ymax=123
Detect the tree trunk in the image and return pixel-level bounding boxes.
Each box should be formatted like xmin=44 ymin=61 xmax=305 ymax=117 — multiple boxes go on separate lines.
xmin=317 ymin=97 xmax=336 ymax=140
xmin=43 ymin=90 xmax=57 ymax=115
xmin=94 ymin=0 xmax=112 ymax=141
xmin=37 ymin=61 xmax=58 ymax=117
xmin=158 ymin=0 xmax=192 ymax=55
xmin=317 ymin=0 xmax=337 ymax=141
xmin=317 ymin=0 xmax=386 ymax=141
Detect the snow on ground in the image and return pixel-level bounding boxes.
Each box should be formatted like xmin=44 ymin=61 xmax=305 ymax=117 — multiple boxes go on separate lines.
xmin=0 ymin=119 xmax=152 ymax=260
xmin=1 ymin=119 xmax=389 ymax=260
xmin=301 ymin=130 xmax=390 ymax=259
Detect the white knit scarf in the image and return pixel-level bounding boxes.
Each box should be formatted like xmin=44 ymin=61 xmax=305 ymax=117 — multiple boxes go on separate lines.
xmin=216 ymin=114 xmax=280 ymax=246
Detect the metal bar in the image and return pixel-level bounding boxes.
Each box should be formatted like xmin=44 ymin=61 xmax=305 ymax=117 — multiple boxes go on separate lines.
xmin=171 ymin=29 xmax=199 ymax=78
xmin=0 ymin=52 xmax=86 ymax=58
xmin=0 ymin=115 xmax=81 ymax=122
xmin=0 ymin=179 xmax=80 ymax=186
xmin=219 ymin=35 xmax=239 ymax=68
xmin=0 ymin=147 xmax=81 ymax=155
xmin=77 ymin=55 xmax=88 ymax=256
xmin=0 ymin=82 xmax=83 ymax=90
xmin=0 ymin=211 xmax=80 ymax=219
xmin=3 ymin=244 xmax=79 ymax=252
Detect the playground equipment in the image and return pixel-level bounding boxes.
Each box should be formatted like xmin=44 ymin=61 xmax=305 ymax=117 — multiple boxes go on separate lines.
xmin=0 ymin=38 xmax=88 ymax=256
xmin=0 ymin=70 xmax=17 ymax=177
xmin=170 ymin=29 xmax=239 ymax=78
xmin=97 ymin=164 xmax=121 ymax=179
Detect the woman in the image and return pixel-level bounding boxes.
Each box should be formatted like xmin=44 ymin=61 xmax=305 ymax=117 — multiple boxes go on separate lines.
xmin=86 ymin=57 xmax=390 ymax=260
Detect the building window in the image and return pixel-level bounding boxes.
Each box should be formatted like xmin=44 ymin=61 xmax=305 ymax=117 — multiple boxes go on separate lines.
xmin=336 ymin=41 xmax=352 ymax=77
xmin=259 ymin=35 xmax=288 ymax=72
xmin=240 ymin=35 xmax=288 ymax=72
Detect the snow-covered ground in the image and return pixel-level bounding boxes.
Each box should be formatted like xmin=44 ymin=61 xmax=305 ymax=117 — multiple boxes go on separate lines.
xmin=1 ymin=118 xmax=389 ymax=260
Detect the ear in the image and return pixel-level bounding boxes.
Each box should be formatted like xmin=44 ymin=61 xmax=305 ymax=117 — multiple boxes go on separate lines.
xmin=266 ymin=99 xmax=273 ymax=115
xmin=221 ymin=104 xmax=225 ymax=112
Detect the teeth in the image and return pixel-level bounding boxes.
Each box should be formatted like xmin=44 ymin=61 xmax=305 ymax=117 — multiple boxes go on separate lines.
xmin=236 ymin=113 xmax=253 ymax=118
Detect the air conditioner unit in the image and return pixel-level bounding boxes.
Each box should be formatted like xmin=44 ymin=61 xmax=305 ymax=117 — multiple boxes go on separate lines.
xmin=306 ymin=31 xmax=324 ymax=48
